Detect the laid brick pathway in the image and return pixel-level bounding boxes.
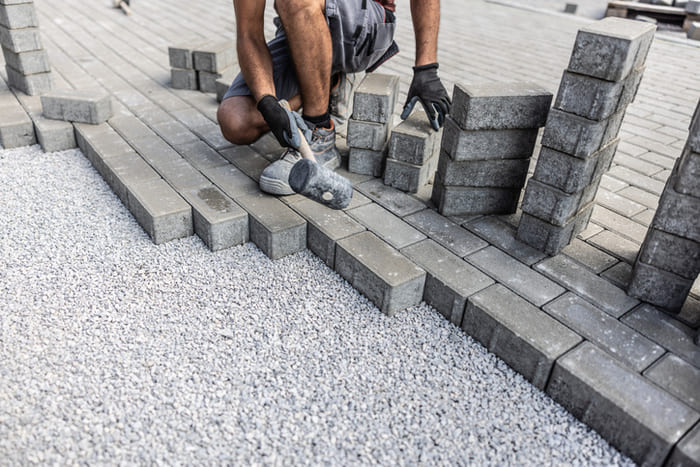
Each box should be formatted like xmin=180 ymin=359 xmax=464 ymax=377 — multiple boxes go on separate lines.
xmin=1 ymin=0 xmax=699 ymax=464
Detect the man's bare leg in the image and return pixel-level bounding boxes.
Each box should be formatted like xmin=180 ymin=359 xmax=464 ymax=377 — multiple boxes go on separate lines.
xmin=275 ymin=0 xmax=332 ymax=118
xmin=217 ymin=94 xmax=302 ymax=145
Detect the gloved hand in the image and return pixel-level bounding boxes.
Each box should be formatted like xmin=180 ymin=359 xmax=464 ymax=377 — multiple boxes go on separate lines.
xmin=400 ymin=63 xmax=451 ymax=131
xmin=257 ymin=95 xmax=312 ymax=149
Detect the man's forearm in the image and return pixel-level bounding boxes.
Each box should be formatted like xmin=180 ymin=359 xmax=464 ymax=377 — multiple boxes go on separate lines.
xmin=410 ymin=0 xmax=441 ymax=66
xmin=237 ymin=36 xmax=276 ymax=102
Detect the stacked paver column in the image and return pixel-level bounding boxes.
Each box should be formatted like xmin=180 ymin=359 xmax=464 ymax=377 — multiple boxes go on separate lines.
xmin=517 ymin=17 xmax=656 ymax=255
xmin=0 ymin=0 xmax=51 ymax=95
xmin=431 ymin=82 xmax=551 ymax=216
xmin=628 ymin=100 xmax=700 ymax=313
xmin=347 ymin=73 xmax=399 ymax=177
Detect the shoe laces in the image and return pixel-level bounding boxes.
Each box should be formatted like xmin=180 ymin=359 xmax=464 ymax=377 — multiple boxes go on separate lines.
xmin=280 ymin=148 xmax=302 ymax=163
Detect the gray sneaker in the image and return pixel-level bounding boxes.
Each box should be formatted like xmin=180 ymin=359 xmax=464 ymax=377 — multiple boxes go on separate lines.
xmin=330 ymin=72 xmax=363 ymax=136
xmin=259 ymin=124 xmax=341 ymax=196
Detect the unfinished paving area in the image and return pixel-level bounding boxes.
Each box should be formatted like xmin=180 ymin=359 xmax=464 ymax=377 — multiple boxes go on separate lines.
xmin=1 ymin=0 xmax=699 ymax=464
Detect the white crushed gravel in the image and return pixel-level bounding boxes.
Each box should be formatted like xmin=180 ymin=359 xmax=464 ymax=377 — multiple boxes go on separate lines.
xmin=0 ymin=145 xmax=632 ymax=465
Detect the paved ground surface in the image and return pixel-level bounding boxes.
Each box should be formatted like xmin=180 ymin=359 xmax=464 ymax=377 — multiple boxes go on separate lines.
xmin=1 ymin=0 xmax=700 ymax=463
xmin=0 ymin=145 xmax=632 ymax=464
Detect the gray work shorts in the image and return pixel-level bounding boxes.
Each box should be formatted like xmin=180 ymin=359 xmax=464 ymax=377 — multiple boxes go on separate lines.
xmin=222 ymin=0 xmax=396 ymax=101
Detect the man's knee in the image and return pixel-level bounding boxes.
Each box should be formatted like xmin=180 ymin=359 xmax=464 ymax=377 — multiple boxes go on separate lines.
xmin=275 ymin=0 xmax=324 ymax=19
xmin=217 ymin=96 xmax=261 ymax=145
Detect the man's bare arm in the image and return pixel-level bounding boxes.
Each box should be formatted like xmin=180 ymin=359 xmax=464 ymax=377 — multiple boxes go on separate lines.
xmin=234 ymin=0 xmax=275 ymax=101
xmin=410 ymin=0 xmax=441 ymax=66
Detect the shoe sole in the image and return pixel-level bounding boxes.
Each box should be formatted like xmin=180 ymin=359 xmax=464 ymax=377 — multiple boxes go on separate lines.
xmin=259 ymin=154 xmax=341 ymax=196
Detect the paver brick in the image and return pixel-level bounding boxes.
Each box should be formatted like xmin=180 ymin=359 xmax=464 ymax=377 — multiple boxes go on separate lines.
xmin=97 ymin=151 xmax=161 ymax=205
xmin=467 ymin=246 xmax=565 ymax=306
xmin=544 ymin=293 xmax=664 ymax=372
xmin=521 ymin=179 xmax=585 ymax=227
xmin=0 ymin=103 xmax=34 ymax=148
xmin=402 ymin=239 xmax=493 ymax=326
xmin=41 ymin=89 xmax=112 ymax=124
xmin=440 ymin=116 xmax=538 ymax=161
xmin=220 ymin=145 xmax=269 ymax=181
xmin=32 ymin=113 xmax=75 ymax=152
xmin=180 ymin=185 xmax=249 ymax=251
xmin=351 ymin=73 xmax=400 ymax=124
xmin=554 ymin=70 xmax=641 ymax=121
xmin=127 ymin=179 xmax=194 ymax=245
xmin=174 ymin=139 xmax=228 ymax=171
xmin=546 ymin=342 xmax=698 ymax=467
xmin=587 ymin=229 xmax=640 ymax=264
xmin=467 ymin=216 xmax=546 ymax=265
xmin=622 ymin=304 xmax=700 ymax=368
xmin=347 ymin=202 xmax=425 ymax=250
xmin=463 ymin=284 xmax=581 ymax=389
xmin=639 ymin=227 xmax=700 ymax=280
xmin=404 ymin=208 xmax=487 ymax=258
xmin=355 ymin=178 xmax=427 ymax=217
xmin=0 ymin=2 xmax=38 ymax=29
xmin=347 ymin=118 xmax=390 ymax=151
xmin=236 ymin=191 xmax=306 ymax=260
xmin=535 ymin=253 xmax=639 ymax=317
xmin=198 ymin=67 xmax=234 ymax=94
xmin=157 ymin=158 xmax=211 ymax=192
xmin=653 ymin=181 xmax=700 ymax=243
xmin=200 ymin=163 xmax=258 ymax=199
xmin=628 ymin=261 xmax=694 ymax=312
xmin=541 ymin=108 xmax=623 ymax=158
xmin=290 ymin=198 xmax=365 ymax=268
xmin=666 ymin=423 xmax=700 ymax=467
xmin=432 ymin=180 xmax=520 ymax=217
xmin=2 ymin=47 xmax=49 ymax=74
xmin=168 ymin=40 xmax=207 ymax=69
xmin=437 ymin=156 xmax=530 ymax=188
xmin=335 ymin=231 xmax=426 ymax=316
xmin=450 ymin=82 xmax=552 ymax=130
xmin=192 ymin=40 xmax=235 ymax=73
xmin=567 ymin=17 xmax=656 ymax=82
xmin=0 ymin=25 xmax=41 ymax=52
xmin=533 ymin=138 xmax=618 ymax=194
xmin=516 ymin=204 xmax=593 ymax=256
xmin=644 ymin=354 xmax=700 ymax=412
xmin=675 ymin=148 xmax=700 ymax=198
xmin=561 ymin=238 xmax=617 ymax=273
xmin=348 ymin=147 xmax=384 ymax=177
xmin=383 ymin=154 xmax=437 ymax=193
xmin=387 ymin=111 xmax=439 ymax=164
xmin=171 ymin=67 xmax=198 ymax=90
xmin=5 ymin=65 xmax=50 ymax=95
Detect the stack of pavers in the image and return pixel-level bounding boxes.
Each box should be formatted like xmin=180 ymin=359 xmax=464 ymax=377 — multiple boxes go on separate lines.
xmin=383 ymin=111 xmax=440 ymax=193
xmin=347 ymin=73 xmax=400 ymax=177
xmin=169 ymin=40 xmax=235 ymax=97
xmin=517 ymin=17 xmax=656 ymax=255
xmin=431 ymin=82 xmax=552 ymax=216
xmin=0 ymin=0 xmax=51 ymax=95
xmin=628 ymin=99 xmax=700 ymax=316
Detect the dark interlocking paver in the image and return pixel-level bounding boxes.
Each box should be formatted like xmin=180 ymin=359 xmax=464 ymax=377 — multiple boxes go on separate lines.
xmin=536 ymin=254 xmax=639 ymax=317
xmin=544 ymin=293 xmax=664 ymax=372
xmin=547 ymin=342 xmax=699 ymax=467
xmin=463 ymin=284 xmax=582 ymax=389
xmin=403 ymin=239 xmax=493 ymax=326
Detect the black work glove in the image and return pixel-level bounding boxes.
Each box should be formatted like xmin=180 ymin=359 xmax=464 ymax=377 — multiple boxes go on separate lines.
xmin=400 ymin=63 xmax=451 ymax=131
xmin=257 ymin=95 xmax=311 ymax=149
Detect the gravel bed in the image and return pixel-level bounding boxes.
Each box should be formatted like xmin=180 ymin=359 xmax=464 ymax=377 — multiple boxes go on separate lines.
xmin=0 ymin=145 xmax=633 ymax=465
